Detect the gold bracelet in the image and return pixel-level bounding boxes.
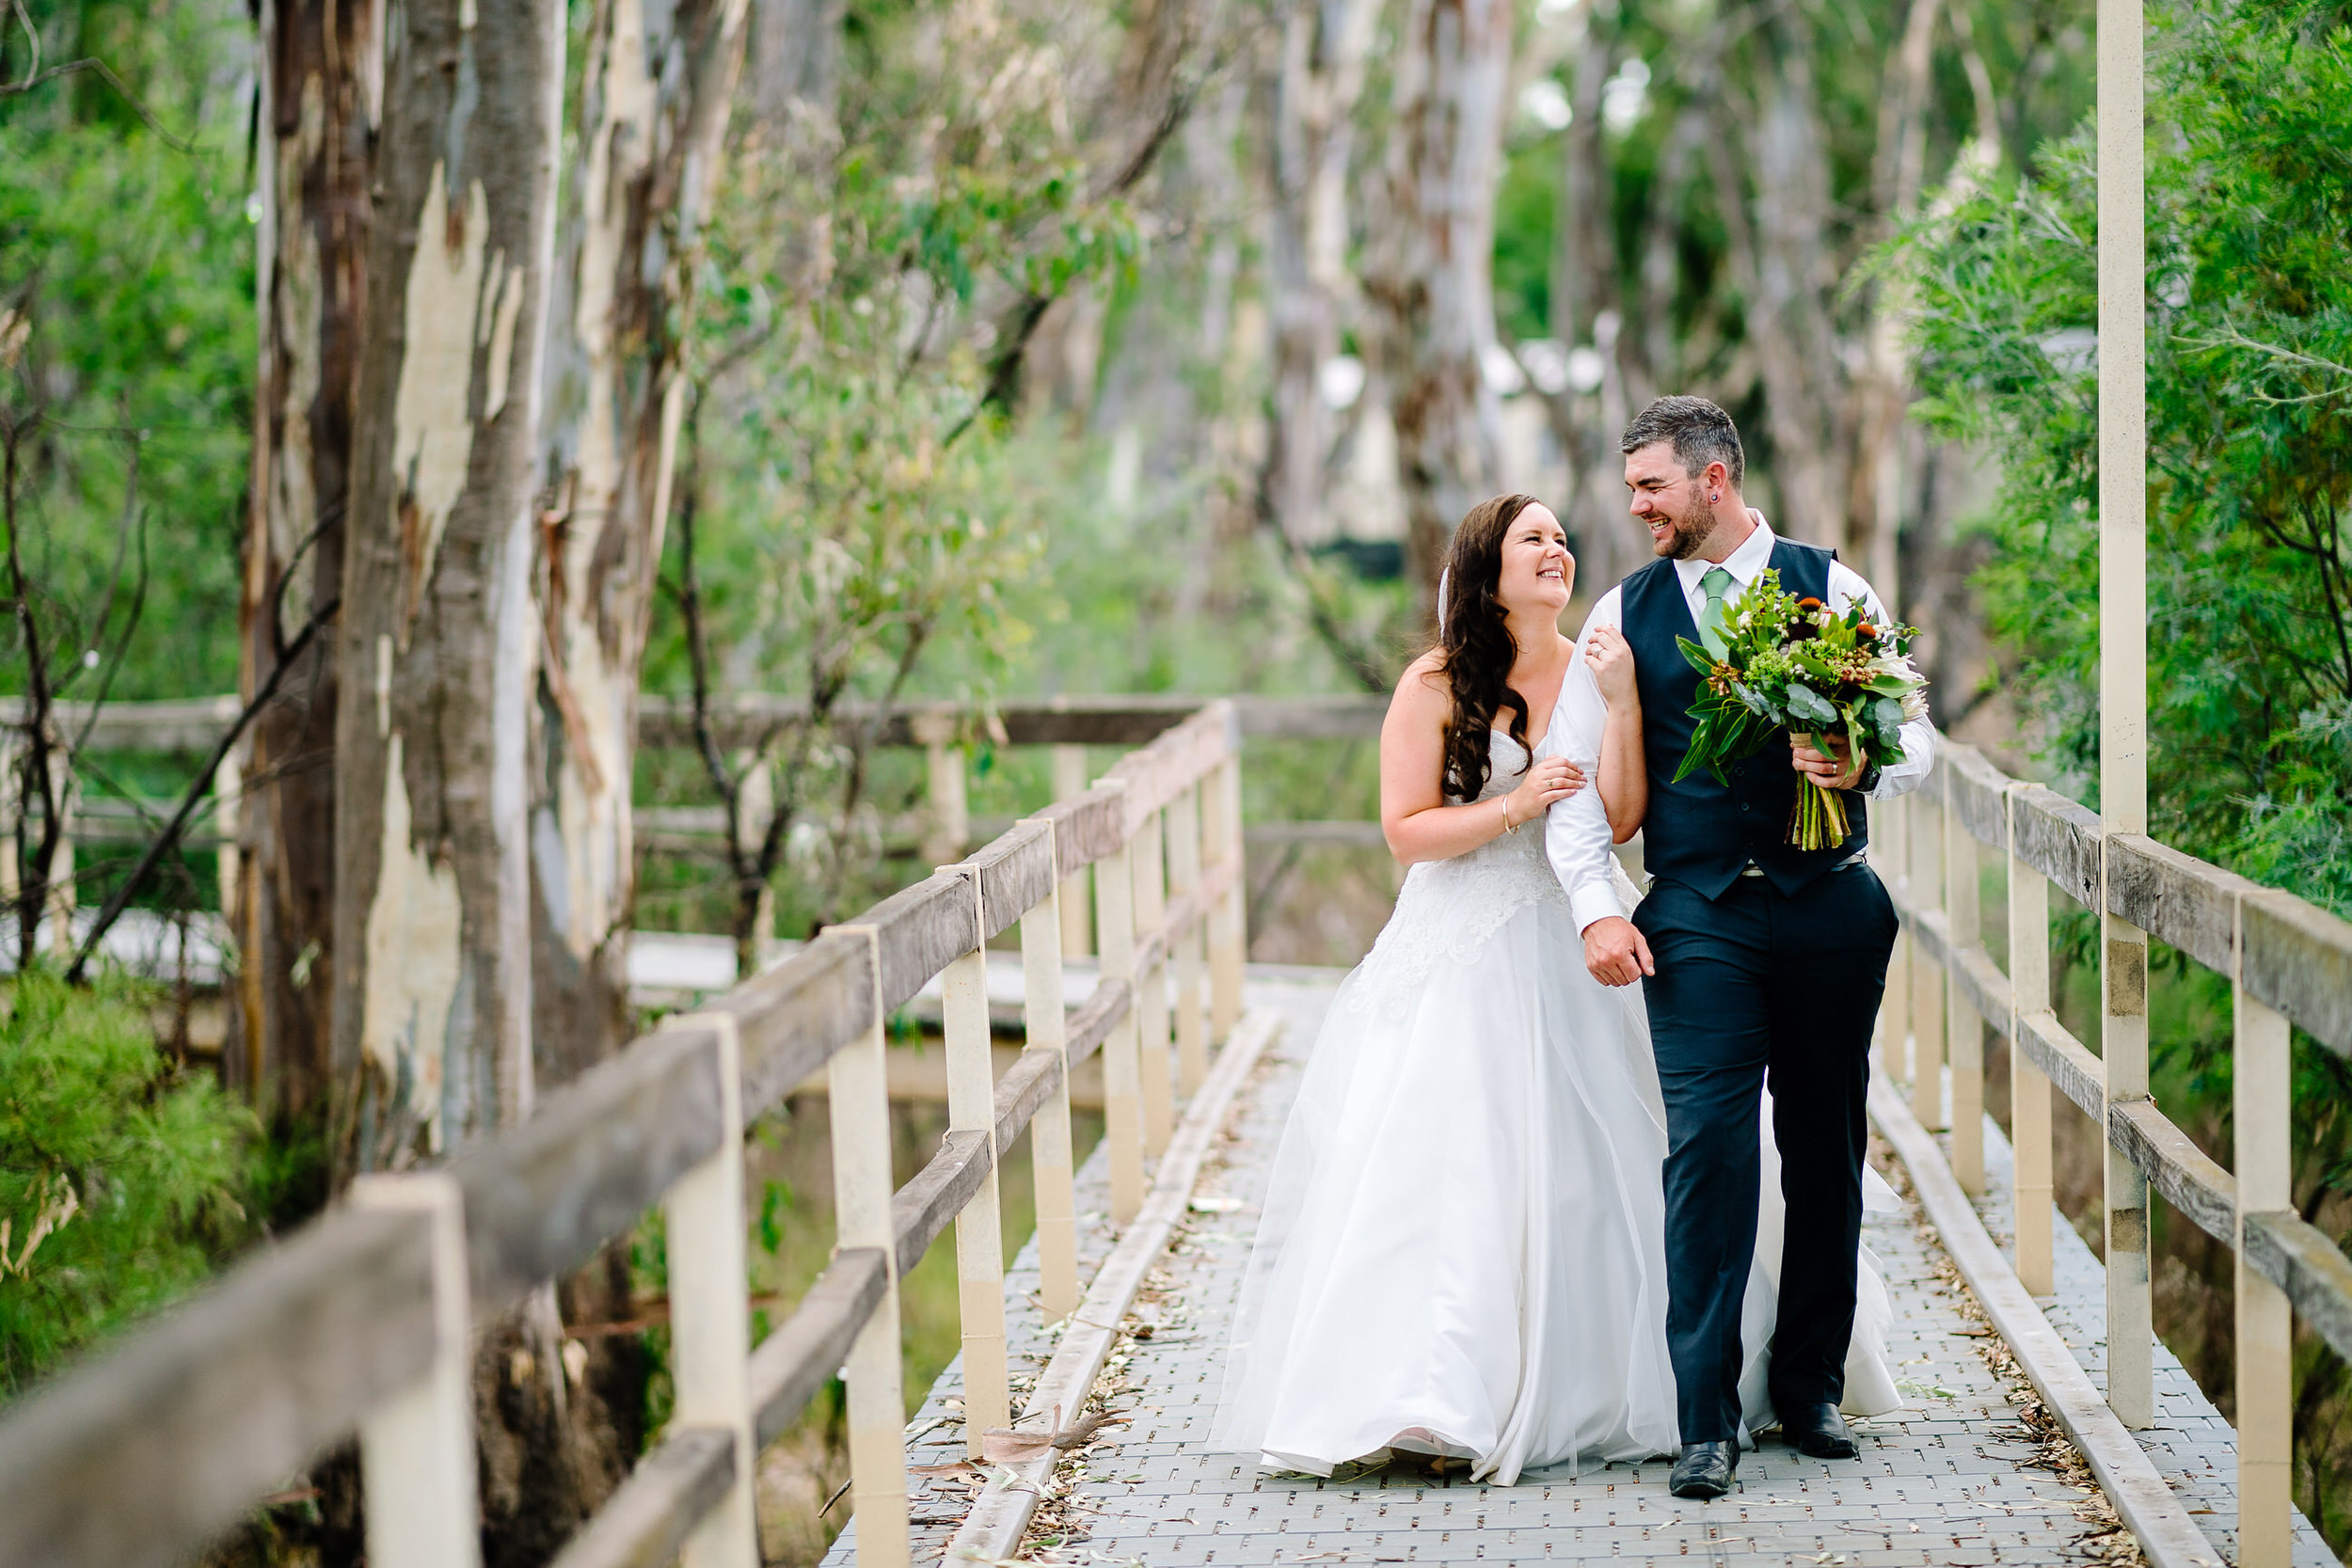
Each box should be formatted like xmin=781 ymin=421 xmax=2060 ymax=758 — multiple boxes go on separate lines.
xmin=1500 ymin=796 xmax=1518 ymax=834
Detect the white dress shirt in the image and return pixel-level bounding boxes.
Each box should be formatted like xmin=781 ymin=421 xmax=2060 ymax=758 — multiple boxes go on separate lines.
xmin=1545 ymin=513 xmax=1936 ymax=934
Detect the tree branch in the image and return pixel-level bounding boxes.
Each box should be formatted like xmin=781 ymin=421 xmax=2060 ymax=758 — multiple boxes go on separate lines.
xmin=4 ymin=411 xmax=62 ymax=967
xmin=672 ymin=399 xmax=745 ymax=879
xmin=0 ymin=18 xmax=199 ymax=155
xmin=66 ymin=595 xmax=340 ymax=983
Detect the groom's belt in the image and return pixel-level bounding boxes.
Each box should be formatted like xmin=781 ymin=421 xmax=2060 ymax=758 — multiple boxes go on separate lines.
xmin=1737 ymin=851 xmax=1868 ymax=879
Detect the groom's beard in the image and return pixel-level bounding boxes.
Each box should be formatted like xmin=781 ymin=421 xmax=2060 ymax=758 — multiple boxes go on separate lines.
xmin=1657 ymin=494 xmax=1721 ymax=561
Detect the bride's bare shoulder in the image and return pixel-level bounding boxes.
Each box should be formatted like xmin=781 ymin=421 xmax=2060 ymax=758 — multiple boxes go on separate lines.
xmin=1384 ymin=651 xmax=1450 ymax=731
xmin=1392 ymin=651 xmax=1449 ymax=705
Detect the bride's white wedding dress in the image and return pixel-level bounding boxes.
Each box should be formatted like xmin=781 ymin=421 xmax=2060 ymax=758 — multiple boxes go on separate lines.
xmin=1211 ymin=722 xmax=1901 ymax=1484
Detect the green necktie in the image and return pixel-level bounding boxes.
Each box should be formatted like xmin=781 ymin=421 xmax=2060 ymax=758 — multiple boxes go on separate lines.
xmin=1698 ymin=566 xmax=1735 ymax=660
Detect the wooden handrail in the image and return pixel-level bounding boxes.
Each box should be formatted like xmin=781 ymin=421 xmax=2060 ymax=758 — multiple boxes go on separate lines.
xmin=1890 ymin=734 xmax=2352 ymax=1568
xmin=0 ymin=698 xmax=1248 ymax=1568
xmin=1921 ymin=740 xmax=2352 ymax=1055
xmin=1890 ymin=751 xmax=2352 ymax=1362
xmin=10 ymin=690 xmax=1388 ymax=755
xmin=0 ymin=1208 xmax=441 ymax=1568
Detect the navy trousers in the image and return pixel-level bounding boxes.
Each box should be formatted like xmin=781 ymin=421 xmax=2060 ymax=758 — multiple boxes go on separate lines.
xmin=1631 ymin=865 xmax=1899 ymax=1444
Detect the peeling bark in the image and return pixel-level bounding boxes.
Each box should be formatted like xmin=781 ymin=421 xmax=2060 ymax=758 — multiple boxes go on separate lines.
xmin=238 ymin=0 xmax=377 ymax=1122
xmin=534 ymin=0 xmax=748 ymax=1086
xmin=337 ymin=5 xmax=603 ymax=1553
xmin=1363 ymin=0 xmax=1513 ymax=617
xmin=336 ymin=0 xmax=559 ymax=1169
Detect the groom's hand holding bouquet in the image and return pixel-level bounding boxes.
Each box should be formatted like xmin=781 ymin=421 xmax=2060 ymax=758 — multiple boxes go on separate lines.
xmin=1674 ymin=570 xmax=1928 ymax=849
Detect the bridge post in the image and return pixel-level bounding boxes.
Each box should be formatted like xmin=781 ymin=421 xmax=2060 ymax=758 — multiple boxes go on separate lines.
xmin=2006 ymin=784 xmax=2055 ymax=1296
xmin=1133 ymin=807 xmax=1174 ymax=1156
xmin=2101 ymin=894 xmax=2154 ymax=1429
xmin=943 ymin=874 xmax=1010 ymax=1451
xmin=1051 ymin=744 xmax=1093 ymax=958
xmin=2096 ymin=0 xmax=2154 ymax=1435
xmin=351 ymin=1172 xmax=481 ymax=1568
xmin=45 ymin=759 xmax=76 ymax=960
xmin=1095 ymin=798 xmax=1148 ymax=1223
xmin=1946 ymin=789 xmax=1984 ymax=1194
xmin=1017 ymin=821 xmax=1080 ymax=1320
xmin=829 ymin=927 xmax=911 ymax=1566
xmin=915 ymin=711 xmax=968 ymax=867
xmin=215 ymin=751 xmax=242 ymax=924
xmin=1909 ymin=788 xmax=1947 ymax=1130
xmin=1168 ymin=782 xmax=1209 ymax=1095
xmin=1205 ymin=751 xmax=1246 ymax=1043
xmin=663 ymin=1014 xmax=759 ymax=1568
xmin=2234 ymin=895 xmax=2294 ymax=1567
xmin=732 ymin=751 xmax=778 ymax=974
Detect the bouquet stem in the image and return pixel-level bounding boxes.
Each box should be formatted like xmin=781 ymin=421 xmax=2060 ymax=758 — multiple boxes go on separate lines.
xmin=1788 ymin=779 xmax=1851 ymax=851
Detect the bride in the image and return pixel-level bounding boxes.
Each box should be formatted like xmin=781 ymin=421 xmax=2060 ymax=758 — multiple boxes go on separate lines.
xmin=1211 ymin=494 xmax=1899 ymax=1484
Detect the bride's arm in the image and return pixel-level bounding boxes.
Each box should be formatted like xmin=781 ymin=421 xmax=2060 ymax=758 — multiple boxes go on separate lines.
xmin=1585 ymin=626 xmax=1647 ymax=845
xmin=1380 ymin=652 xmax=1583 ymax=865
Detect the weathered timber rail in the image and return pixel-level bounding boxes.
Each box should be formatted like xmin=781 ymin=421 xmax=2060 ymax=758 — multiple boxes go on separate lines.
xmin=0 ymin=693 xmax=1388 ymax=959
xmin=0 ymin=702 xmax=1255 ymax=1568
xmin=1879 ymin=736 xmax=2352 ymax=1568
xmin=0 ymin=691 xmax=1391 ymax=754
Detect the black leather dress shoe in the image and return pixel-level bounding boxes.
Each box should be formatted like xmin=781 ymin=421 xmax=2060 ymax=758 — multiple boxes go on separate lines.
xmin=1669 ymin=1440 xmax=1738 ymax=1498
xmin=1778 ymin=1402 xmax=1858 ymax=1459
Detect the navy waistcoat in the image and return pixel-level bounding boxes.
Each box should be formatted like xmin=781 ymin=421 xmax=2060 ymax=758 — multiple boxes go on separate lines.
xmin=1620 ymin=538 xmax=1867 ymax=899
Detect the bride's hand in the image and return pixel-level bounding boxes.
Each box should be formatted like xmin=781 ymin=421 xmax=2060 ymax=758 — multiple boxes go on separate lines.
xmin=1585 ymin=626 xmax=1638 ymax=707
xmin=1503 ymin=755 xmax=1585 ymax=828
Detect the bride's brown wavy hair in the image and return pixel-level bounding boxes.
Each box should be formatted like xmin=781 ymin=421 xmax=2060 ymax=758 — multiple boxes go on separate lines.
xmin=1434 ymin=493 xmax=1542 ymax=802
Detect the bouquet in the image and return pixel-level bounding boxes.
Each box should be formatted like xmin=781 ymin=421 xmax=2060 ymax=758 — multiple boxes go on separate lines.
xmin=1674 ymin=569 xmax=1929 ymax=849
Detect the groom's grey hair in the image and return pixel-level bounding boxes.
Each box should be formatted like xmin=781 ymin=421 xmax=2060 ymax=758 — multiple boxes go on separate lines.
xmin=1620 ymin=396 xmax=1745 ymax=490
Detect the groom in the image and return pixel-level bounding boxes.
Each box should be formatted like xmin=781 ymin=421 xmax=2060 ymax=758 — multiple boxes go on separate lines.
xmin=1546 ymin=397 xmax=1934 ymax=1499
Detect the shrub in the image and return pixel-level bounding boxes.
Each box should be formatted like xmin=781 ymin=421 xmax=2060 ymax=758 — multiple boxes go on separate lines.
xmin=0 ymin=970 xmax=256 ymax=1396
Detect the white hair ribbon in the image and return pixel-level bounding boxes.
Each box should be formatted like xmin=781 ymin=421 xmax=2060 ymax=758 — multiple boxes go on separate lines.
xmin=1437 ymin=566 xmax=1451 ymax=636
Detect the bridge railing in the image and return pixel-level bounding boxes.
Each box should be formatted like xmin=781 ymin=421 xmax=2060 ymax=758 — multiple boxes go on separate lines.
xmin=0 ymin=701 xmax=1249 ymax=1568
xmin=1881 ymin=738 xmax=2352 ymax=1568
xmin=0 ymin=692 xmax=1385 ymax=974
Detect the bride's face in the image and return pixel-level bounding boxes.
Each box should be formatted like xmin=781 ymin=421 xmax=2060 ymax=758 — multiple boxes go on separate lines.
xmin=1493 ymin=504 xmax=1574 ymax=616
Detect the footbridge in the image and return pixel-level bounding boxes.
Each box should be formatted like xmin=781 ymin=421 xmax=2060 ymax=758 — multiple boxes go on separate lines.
xmin=2 ymin=687 xmax=2351 ymax=1568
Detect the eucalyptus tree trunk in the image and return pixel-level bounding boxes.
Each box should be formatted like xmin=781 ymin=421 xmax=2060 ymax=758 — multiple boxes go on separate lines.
xmin=1262 ymin=0 xmax=1376 ymax=548
xmin=236 ymin=0 xmax=377 ymax=1123
xmin=335 ymin=3 xmax=612 ymax=1550
xmin=1364 ymin=0 xmax=1513 ymax=616
xmin=535 ymin=0 xmax=748 ymax=1085
xmin=1542 ymin=13 xmax=1648 ymax=595
xmin=336 ymin=0 xmax=558 ymax=1167
xmin=1726 ymin=21 xmax=1847 ymax=548
xmin=749 ymin=0 xmax=846 ymax=132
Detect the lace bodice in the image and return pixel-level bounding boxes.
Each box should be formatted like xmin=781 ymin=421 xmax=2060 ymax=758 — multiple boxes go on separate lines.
xmin=1346 ymin=728 xmax=1573 ymax=1012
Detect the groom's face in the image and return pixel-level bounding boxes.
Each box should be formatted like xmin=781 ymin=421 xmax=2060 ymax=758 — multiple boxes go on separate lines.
xmin=1624 ymin=443 xmax=1720 ymax=561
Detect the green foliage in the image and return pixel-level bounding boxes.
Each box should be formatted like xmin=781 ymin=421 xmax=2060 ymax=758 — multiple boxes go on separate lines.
xmin=1492 ymin=138 xmax=1555 ymax=345
xmin=0 ymin=0 xmax=255 ymax=705
xmin=1896 ymin=0 xmax=2352 ymax=917
xmin=644 ymin=0 xmax=1169 ymax=927
xmin=0 ymin=970 xmax=257 ymax=1395
xmin=1899 ymin=6 xmax=2352 ymax=1542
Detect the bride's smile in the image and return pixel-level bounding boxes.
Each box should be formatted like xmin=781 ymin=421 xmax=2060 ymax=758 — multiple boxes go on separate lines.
xmin=1493 ymin=504 xmax=1575 ymax=616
